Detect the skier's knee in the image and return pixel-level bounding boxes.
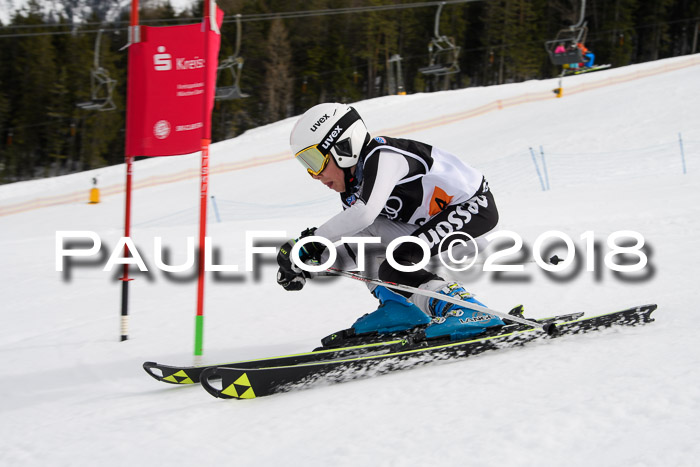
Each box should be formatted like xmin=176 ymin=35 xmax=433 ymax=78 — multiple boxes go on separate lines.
xmin=377 ymin=259 xmax=440 ymax=294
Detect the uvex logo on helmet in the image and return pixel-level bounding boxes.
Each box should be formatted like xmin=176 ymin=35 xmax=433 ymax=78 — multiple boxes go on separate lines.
xmin=320 ymin=125 xmax=344 ymax=151
xmin=309 ymin=114 xmax=330 ymax=132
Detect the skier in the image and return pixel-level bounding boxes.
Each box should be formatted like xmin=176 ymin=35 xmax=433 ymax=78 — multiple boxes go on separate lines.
xmin=582 ymin=46 xmax=595 ymax=68
xmin=276 ymin=103 xmax=505 ymax=341
xmin=570 ymin=42 xmax=595 ymax=69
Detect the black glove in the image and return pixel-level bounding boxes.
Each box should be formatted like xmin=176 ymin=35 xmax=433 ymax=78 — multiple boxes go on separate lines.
xmin=297 ymin=227 xmax=326 ymax=263
xmin=277 ymin=239 xmax=306 ymax=291
xmin=276 ymin=228 xmax=326 ymax=292
xmin=276 ymin=266 xmax=306 ymax=291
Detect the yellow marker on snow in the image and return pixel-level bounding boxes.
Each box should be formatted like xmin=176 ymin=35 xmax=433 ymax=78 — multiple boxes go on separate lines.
xmin=89 ymin=177 xmax=100 ymax=204
xmin=89 ymin=187 xmax=100 ymax=204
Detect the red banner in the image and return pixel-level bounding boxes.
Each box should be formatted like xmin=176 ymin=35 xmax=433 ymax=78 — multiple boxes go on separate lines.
xmin=125 ymin=9 xmax=223 ymax=157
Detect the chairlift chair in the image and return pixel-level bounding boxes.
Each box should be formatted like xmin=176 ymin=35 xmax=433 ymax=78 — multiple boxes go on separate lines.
xmin=544 ymin=0 xmax=589 ymax=66
xmin=419 ymin=3 xmax=461 ymax=76
xmin=77 ymin=29 xmax=117 ymax=111
xmin=215 ymin=56 xmax=248 ymax=100
xmin=215 ymin=14 xmax=248 ymax=100
xmin=545 ymin=23 xmax=588 ymax=66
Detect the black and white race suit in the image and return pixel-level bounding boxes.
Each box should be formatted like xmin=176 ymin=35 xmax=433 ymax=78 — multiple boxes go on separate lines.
xmin=315 ymin=136 xmax=499 ymax=312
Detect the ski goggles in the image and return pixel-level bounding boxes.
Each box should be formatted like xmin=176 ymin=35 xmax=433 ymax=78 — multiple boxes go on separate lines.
xmin=295 ymin=144 xmax=331 ymax=176
xmin=294 ymin=107 xmax=361 ymax=176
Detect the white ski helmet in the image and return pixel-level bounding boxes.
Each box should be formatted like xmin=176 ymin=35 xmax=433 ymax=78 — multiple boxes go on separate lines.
xmin=290 ymin=103 xmax=369 ymax=175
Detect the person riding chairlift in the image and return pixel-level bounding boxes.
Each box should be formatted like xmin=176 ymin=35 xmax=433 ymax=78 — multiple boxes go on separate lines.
xmin=563 ymin=43 xmax=580 ymax=69
xmin=576 ymin=42 xmax=595 ymax=68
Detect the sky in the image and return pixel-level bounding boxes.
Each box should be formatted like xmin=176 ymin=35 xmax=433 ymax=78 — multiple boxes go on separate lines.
xmin=0 ymin=0 xmax=195 ymax=24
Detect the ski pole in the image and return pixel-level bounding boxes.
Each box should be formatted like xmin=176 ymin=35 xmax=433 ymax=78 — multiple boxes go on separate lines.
xmin=323 ymin=268 xmax=557 ymax=335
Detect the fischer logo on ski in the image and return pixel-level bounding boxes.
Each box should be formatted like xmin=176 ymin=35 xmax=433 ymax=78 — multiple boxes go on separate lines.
xmin=221 ymin=373 xmax=256 ymax=399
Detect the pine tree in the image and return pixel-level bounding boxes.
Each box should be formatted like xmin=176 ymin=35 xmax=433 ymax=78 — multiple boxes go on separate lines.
xmin=0 ymin=83 xmax=10 ymax=182
xmin=45 ymin=66 xmax=71 ymax=177
xmin=12 ymin=1 xmax=59 ymax=179
xmin=262 ymin=17 xmax=293 ymax=123
xmin=665 ymin=0 xmax=700 ymax=56
xmin=508 ymin=0 xmax=545 ymax=81
xmin=598 ymin=0 xmax=638 ymax=67
xmin=635 ymin=0 xmax=675 ymax=61
xmin=481 ymin=0 xmax=513 ymax=85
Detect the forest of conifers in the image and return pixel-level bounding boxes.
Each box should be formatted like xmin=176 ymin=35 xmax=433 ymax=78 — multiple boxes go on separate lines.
xmin=0 ymin=0 xmax=698 ymax=184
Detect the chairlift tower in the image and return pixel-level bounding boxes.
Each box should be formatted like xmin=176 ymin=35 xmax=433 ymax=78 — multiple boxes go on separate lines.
xmin=387 ymin=54 xmax=406 ymax=95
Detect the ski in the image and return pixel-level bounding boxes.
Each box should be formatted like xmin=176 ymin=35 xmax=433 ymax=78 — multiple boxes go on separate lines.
xmin=199 ymin=304 xmax=657 ymax=400
xmin=143 ymin=339 xmax=407 ymax=385
xmin=563 ymin=64 xmax=612 ymax=76
xmin=143 ymin=311 xmax=583 ymax=385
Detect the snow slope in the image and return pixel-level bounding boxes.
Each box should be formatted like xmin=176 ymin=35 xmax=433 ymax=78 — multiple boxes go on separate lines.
xmin=1 ymin=54 xmax=700 ymax=467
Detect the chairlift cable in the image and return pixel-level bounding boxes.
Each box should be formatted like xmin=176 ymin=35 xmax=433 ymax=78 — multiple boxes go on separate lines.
xmin=0 ymin=8 xmax=697 ymax=39
xmin=0 ymin=0 xmax=482 ymax=38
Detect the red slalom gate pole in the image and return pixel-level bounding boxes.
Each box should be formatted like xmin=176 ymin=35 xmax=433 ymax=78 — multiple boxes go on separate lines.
xmin=120 ymin=0 xmax=140 ymax=342
xmin=120 ymin=156 xmax=135 ymax=341
xmin=194 ymin=0 xmax=218 ymax=357
xmin=194 ymin=140 xmax=209 ymax=356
